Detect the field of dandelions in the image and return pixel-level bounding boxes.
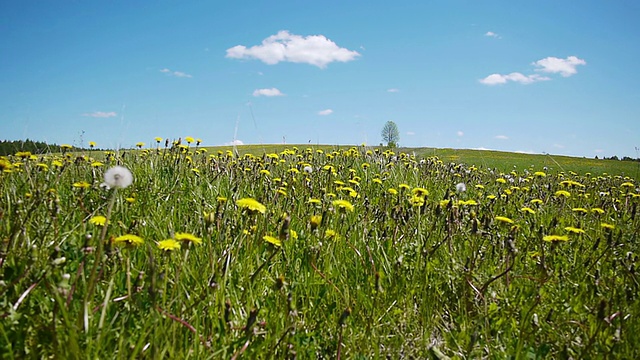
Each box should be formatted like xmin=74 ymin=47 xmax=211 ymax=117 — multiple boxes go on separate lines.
xmin=1 ymin=141 xmax=639 ymax=358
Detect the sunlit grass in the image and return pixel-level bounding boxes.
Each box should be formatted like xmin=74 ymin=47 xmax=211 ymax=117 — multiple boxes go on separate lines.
xmin=0 ymin=143 xmax=638 ymax=358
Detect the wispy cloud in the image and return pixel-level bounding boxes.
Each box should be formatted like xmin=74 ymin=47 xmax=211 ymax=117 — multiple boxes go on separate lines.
xmin=160 ymin=68 xmax=193 ymax=78
xmin=494 ymin=135 xmax=509 ymax=140
xmin=82 ymin=111 xmax=117 ymax=118
xmin=485 ymin=31 xmax=501 ymax=38
xmin=253 ymin=88 xmax=284 ymax=97
xmin=387 ymin=88 xmax=400 ymax=93
xmin=318 ymin=109 xmax=333 ymax=116
xmin=406 ymin=131 xmax=415 ymax=136
xmin=457 ymin=131 xmax=464 ymax=137
xmin=224 ymin=140 xmax=244 ymax=146
xmin=481 ymin=55 xmax=585 ymax=85
xmin=533 ymin=56 xmax=586 ymax=77
xmin=480 ymin=73 xmax=550 ymax=85
xmin=226 ymin=30 xmax=360 ymax=68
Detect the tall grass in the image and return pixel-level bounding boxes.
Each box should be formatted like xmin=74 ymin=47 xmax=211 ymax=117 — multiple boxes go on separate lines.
xmin=0 ymin=145 xmax=638 ymax=358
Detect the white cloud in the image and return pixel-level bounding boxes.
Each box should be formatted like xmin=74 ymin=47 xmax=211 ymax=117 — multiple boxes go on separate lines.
xmin=594 ymin=149 xmax=604 ymax=153
xmin=253 ymin=88 xmax=284 ymax=97
xmin=515 ymin=150 xmax=536 ymax=154
xmin=495 ymin=135 xmax=509 ymax=140
xmin=485 ymin=31 xmax=500 ymax=38
xmin=457 ymin=131 xmax=464 ymax=137
xmin=553 ymin=143 xmax=565 ymax=149
xmin=82 ymin=111 xmax=117 ymax=118
xmin=387 ymin=88 xmax=400 ymax=93
xmin=226 ymin=30 xmax=360 ymax=68
xmin=406 ymin=131 xmax=415 ymax=136
xmin=318 ymin=109 xmax=333 ymax=116
xmin=533 ymin=56 xmax=586 ymax=77
xmin=480 ymin=72 xmax=550 ymax=85
xmin=160 ymin=68 xmax=193 ymax=78
xmin=224 ymin=140 xmax=244 ymax=146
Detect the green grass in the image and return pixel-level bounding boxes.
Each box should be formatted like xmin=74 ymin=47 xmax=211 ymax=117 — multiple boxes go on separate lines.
xmin=0 ymin=145 xmax=639 ymax=358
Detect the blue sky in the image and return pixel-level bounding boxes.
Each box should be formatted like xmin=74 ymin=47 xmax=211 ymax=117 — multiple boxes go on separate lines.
xmin=1 ymin=1 xmax=639 ymax=158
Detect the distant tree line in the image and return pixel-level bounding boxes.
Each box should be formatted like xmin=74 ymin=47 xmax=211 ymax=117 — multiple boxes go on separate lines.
xmin=0 ymin=139 xmax=83 ymax=156
xmin=595 ymin=155 xmax=640 ymax=162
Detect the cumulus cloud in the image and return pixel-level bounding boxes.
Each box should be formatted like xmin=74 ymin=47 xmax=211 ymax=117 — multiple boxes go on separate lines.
xmin=387 ymin=88 xmax=400 ymax=93
xmin=457 ymin=131 xmax=464 ymax=137
xmin=533 ymin=56 xmax=586 ymax=77
xmin=225 ymin=140 xmax=244 ymax=146
xmin=485 ymin=31 xmax=500 ymax=38
xmin=494 ymin=135 xmax=509 ymax=140
xmin=160 ymin=68 xmax=193 ymax=78
xmin=481 ymin=55 xmax=585 ymax=85
xmin=82 ymin=111 xmax=117 ymax=118
xmin=253 ymin=88 xmax=284 ymax=97
xmin=480 ymin=72 xmax=550 ymax=85
xmin=226 ymin=30 xmax=360 ymax=68
xmin=318 ymin=109 xmax=333 ymax=116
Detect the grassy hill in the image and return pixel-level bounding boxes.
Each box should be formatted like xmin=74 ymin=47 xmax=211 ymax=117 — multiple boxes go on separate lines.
xmin=202 ymin=144 xmax=640 ymax=179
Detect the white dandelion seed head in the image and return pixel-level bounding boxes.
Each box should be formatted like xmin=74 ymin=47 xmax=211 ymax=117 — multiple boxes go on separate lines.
xmin=303 ymin=165 xmax=313 ymax=173
xmin=103 ymin=166 xmax=133 ymax=189
xmin=456 ymin=182 xmax=466 ymax=192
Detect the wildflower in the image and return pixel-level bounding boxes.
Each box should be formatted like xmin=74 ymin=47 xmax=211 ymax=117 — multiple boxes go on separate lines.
xmin=543 ymin=235 xmax=569 ymax=243
xmin=475 ymin=184 xmax=485 ymax=190
xmin=113 ymin=234 xmax=144 ymax=246
xmin=310 ymin=215 xmax=322 ymax=230
xmin=290 ymin=230 xmax=298 ymax=240
xmin=103 ymin=166 xmax=133 ymax=189
xmin=260 ymin=169 xmax=271 ymax=176
xmin=37 ymin=163 xmax=49 ymax=171
xmin=530 ymin=199 xmax=543 ymax=205
xmin=572 ymin=208 xmax=588 ymax=214
xmin=308 ymin=198 xmax=321 ymax=205
xmin=303 ymin=165 xmax=313 ymax=173
xmin=185 ymin=136 xmax=195 ymax=144
xmin=73 ymin=181 xmax=91 ymax=189
xmin=174 ymin=232 xmax=202 ymax=245
xmin=236 ymin=198 xmax=266 ymax=214
xmin=486 ymin=195 xmax=497 ymax=200
xmin=60 ymin=144 xmax=72 ymax=150
xmin=89 ymin=141 xmax=96 ymax=148
xmin=332 ymin=199 xmax=354 ymax=212
xmin=409 ymin=196 xmax=425 ymax=207
xmin=554 ymin=190 xmax=571 ymax=198
xmin=155 ymin=137 xmax=163 ymax=143
xmin=520 ymin=207 xmax=536 ymax=215
xmin=439 ymin=199 xmax=450 ymax=208
xmin=89 ymin=215 xmax=107 ymax=226
xmin=455 ymin=183 xmax=466 ymax=192
xmin=91 ymin=161 xmax=104 ymax=167
xmin=591 ymin=207 xmax=605 ymax=214
xmin=534 ymin=171 xmax=546 ymax=177
xmin=459 ymin=199 xmax=478 ymax=206
xmin=496 ymin=178 xmax=507 ymax=184
xmin=135 ymin=142 xmax=145 ymax=148
xmin=125 ymin=197 xmax=135 ymax=204
xmin=263 ymin=235 xmax=282 ymax=247
xmin=412 ymin=187 xmax=429 ymax=197
xmin=388 ymin=188 xmax=398 ymax=195
xmin=564 ymin=226 xmax=585 ymax=234
xmin=620 ymin=182 xmax=635 ymax=188
xmin=600 ymin=223 xmax=615 ymax=230
xmin=495 ymin=216 xmax=514 ymax=224
xmin=324 ymin=229 xmax=338 ymax=239
xmin=399 ymin=184 xmax=410 ymax=191
xmin=373 ymin=178 xmax=382 ymax=185
xmin=157 ymin=239 xmax=181 ymax=251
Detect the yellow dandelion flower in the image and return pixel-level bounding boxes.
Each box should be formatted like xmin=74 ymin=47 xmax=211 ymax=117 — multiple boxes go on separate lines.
xmin=600 ymin=223 xmax=615 ymax=230
xmin=332 ymin=199 xmax=354 ymax=212
xmin=260 ymin=169 xmax=271 ymax=176
xmin=388 ymin=188 xmax=398 ymax=195
xmin=89 ymin=215 xmax=107 ymax=226
xmin=73 ymin=181 xmax=91 ymax=189
xmin=308 ymin=198 xmax=322 ymax=205
xmin=534 ymin=171 xmax=546 ymax=177
xmin=157 ymin=239 xmax=181 ymax=251
xmin=409 ymin=196 xmax=425 ymax=207
xmin=125 ymin=197 xmax=135 ymax=204
xmin=60 ymin=144 xmax=72 ymax=150
xmin=114 ymin=234 xmax=144 ymax=246
xmin=399 ymin=183 xmax=410 ymax=191
xmin=439 ymin=199 xmax=451 ymax=207
xmin=185 ymin=136 xmax=195 ymax=144
xmin=216 ymin=196 xmax=227 ymax=203
xmin=263 ymin=235 xmax=282 ymax=247
xmin=411 ymin=187 xmax=428 ymax=197
xmin=324 ymin=229 xmax=338 ymax=239
xmin=91 ymin=161 xmax=104 ymax=167
xmin=310 ymin=215 xmax=322 ymax=230
xmin=475 ymin=184 xmax=485 ymax=190
xmin=620 ymin=182 xmax=635 ymax=188
xmin=495 ymin=216 xmax=514 ymax=224
xmin=564 ymin=226 xmax=585 ymax=234
xmin=487 ymin=194 xmax=497 ymax=200
xmin=530 ymin=199 xmax=543 ymax=205
xmin=373 ymin=178 xmax=383 ymax=185
xmin=572 ymin=208 xmax=588 ymax=214
xmin=543 ymin=235 xmax=569 ymax=243
xmin=154 ymin=137 xmax=163 ymax=143
xmin=174 ymin=232 xmax=202 ymax=245
xmin=555 ymin=190 xmax=571 ymax=198
xmin=496 ymin=178 xmax=507 ymax=184
xmin=520 ymin=207 xmax=536 ymax=215
xmin=89 ymin=141 xmax=97 ymax=148
xmin=135 ymin=142 xmax=145 ymax=148
xmin=591 ymin=207 xmax=605 ymax=214
xmin=52 ymin=160 xmax=63 ymax=167
xmin=236 ymin=198 xmax=266 ymax=214
xmin=290 ymin=230 xmax=298 ymax=240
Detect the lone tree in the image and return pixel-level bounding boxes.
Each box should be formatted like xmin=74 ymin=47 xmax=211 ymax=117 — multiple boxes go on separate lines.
xmin=381 ymin=120 xmax=400 ymax=148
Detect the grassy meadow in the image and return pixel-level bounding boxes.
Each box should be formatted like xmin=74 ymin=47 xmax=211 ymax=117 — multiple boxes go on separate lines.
xmin=1 ymin=142 xmax=639 ymax=358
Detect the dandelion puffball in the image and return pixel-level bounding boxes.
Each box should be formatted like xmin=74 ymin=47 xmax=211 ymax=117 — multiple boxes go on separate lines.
xmin=456 ymin=183 xmax=467 ymax=192
xmin=103 ymin=166 xmax=133 ymax=189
